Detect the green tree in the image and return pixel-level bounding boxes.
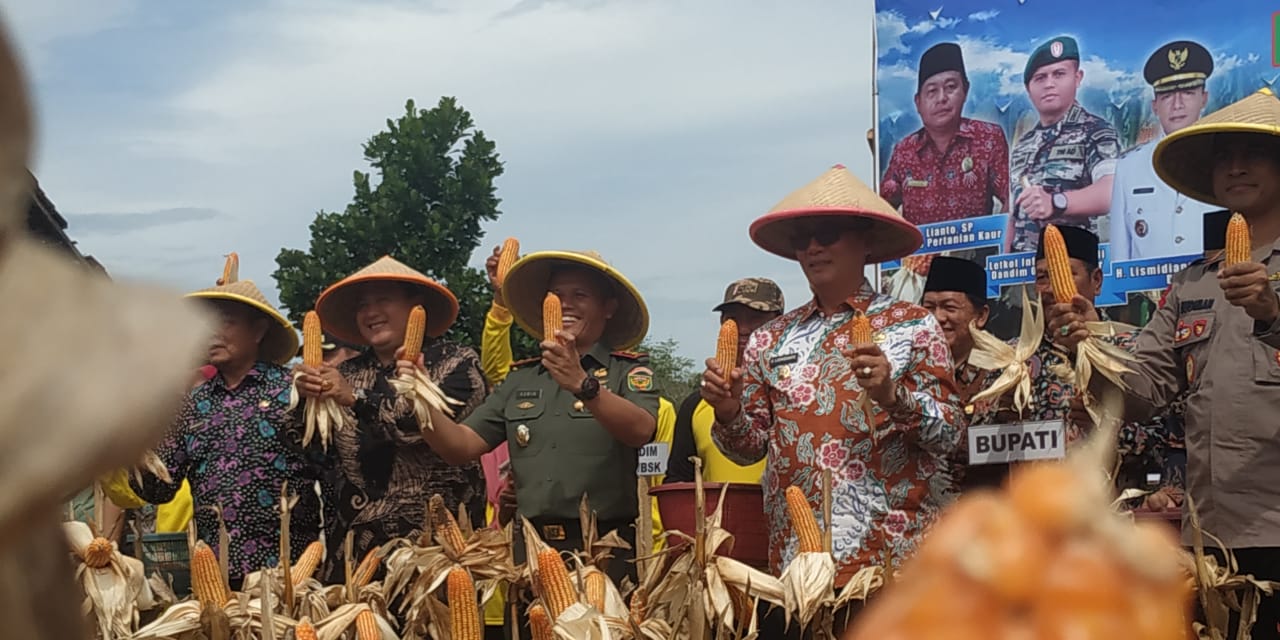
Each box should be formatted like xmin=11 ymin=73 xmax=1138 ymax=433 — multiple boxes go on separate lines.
xmin=637 ymin=337 xmax=700 ymax=402
xmin=273 ymin=97 xmax=508 ymax=351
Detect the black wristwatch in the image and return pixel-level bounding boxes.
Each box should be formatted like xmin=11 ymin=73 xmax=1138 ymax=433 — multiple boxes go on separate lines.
xmin=1051 ymin=190 xmax=1068 ymax=215
xmin=574 ymin=376 xmax=601 ymax=401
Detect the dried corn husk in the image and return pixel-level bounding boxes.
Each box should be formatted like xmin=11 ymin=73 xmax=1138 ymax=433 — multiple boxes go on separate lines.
xmin=968 ymin=287 xmax=1044 ymax=415
xmin=65 ymin=521 xmax=156 ymax=639
xmin=287 ymin=373 xmax=347 ymax=451
xmin=1185 ymin=496 xmax=1279 ymax=640
xmin=388 ymin=365 xmax=464 ymax=431
xmin=1047 ymin=319 xmax=1139 ymax=428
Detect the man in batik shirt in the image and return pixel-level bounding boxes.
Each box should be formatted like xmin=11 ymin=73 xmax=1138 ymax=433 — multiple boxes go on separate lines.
xmin=296 ymin=256 xmax=488 ymax=562
xmin=920 ymin=256 xmax=1009 ymax=492
xmin=702 ymin=165 xmax=964 ymax=637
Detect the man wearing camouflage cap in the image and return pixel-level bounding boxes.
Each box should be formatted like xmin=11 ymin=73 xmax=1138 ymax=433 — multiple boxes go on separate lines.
xmin=664 ymin=277 xmax=784 ymax=484
xmin=1008 ymin=35 xmax=1120 ymax=254
xmin=1110 ymin=40 xmax=1218 ymax=261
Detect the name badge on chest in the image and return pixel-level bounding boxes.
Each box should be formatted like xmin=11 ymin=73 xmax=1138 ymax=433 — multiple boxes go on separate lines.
xmin=967 ymin=419 xmax=1065 ymax=465
xmin=637 ymin=442 xmax=669 ymax=477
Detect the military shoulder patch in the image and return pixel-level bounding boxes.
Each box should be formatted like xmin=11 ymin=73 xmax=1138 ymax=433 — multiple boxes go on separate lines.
xmin=510 ymin=357 xmax=540 ymax=370
xmin=612 ymin=350 xmax=648 ymax=360
xmin=626 ymin=365 xmax=654 ymax=392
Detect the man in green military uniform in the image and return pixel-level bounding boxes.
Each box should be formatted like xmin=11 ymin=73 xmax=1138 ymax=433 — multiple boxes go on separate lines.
xmin=411 ymin=250 xmax=658 ymax=629
xmin=1008 ymin=35 xmax=1120 ymax=254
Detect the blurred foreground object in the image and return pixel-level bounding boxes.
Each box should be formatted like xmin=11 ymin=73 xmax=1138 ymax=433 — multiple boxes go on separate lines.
xmin=0 ymin=17 xmax=211 ymax=640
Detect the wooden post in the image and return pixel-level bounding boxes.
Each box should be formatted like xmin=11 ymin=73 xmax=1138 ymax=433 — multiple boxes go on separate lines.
xmin=822 ymin=469 xmax=833 ymax=555
xmin=636 ymin=477 xmax=653 ymax=578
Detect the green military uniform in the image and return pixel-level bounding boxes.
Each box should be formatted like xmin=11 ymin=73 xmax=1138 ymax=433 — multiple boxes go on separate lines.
xmin=463 ymin=342 xmax=660 ymax=533
xmin=1009 ymin=36 xmax=1120 ymax=253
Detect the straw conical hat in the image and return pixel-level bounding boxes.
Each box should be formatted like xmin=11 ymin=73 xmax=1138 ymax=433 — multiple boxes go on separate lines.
xmin=1153 ymin=88 xmax=1280 ymax=206
xmin=750 ymin=164 xmax=923 ymax=263
xmin=502 ymin=250 xmax=649 ymax=351
xmin=314 ymin=255 xmax=459 ymax=345
xmin=0 ymin=22 xmax=211 ymax=549
xmin=185 ymin=280 xmax=299 ymax=365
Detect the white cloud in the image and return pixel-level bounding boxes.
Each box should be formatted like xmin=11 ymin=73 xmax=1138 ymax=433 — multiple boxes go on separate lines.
xmin=875 ymin=9 xmax=958 ymax=57
xmin=1216 ymin=53 xmax=1246 ymax=75
xmin=968 ymin=9 xmax=999 ymax=21
xmin=22 ymin=0 xmax=881 ymax=361
xmin=1247 ymin=53 xmax=1261 ymax=64
xmin=0 ymin=0 xmax=140 ymax=70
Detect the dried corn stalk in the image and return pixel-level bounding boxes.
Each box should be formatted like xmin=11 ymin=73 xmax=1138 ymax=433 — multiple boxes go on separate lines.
xmin=388 ymin=306 xmax=463 ymax=431
xmin=288 ymin=310 xmax=347 ymax=451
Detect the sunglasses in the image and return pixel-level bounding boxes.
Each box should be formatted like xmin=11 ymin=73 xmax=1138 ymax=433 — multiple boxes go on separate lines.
xmin=789 ymin=221 xmax=866 ymax=252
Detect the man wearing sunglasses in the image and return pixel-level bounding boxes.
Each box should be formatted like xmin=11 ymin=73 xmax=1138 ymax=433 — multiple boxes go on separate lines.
xmin=701 ymin=165 xmax=964 ymax=638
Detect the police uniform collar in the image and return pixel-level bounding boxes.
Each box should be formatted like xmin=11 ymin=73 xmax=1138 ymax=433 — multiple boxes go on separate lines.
xmin=798 ymin=282 xmax=877 ymax=322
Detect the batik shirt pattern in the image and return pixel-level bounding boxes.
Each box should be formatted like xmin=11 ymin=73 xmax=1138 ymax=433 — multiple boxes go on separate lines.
xmin=711 ymin=284 xmax=965 ymax=585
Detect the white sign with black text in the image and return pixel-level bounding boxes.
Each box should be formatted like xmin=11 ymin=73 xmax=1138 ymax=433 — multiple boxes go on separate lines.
xmin=967 ymin=419 xmax=1066 ymax=465
xmin=637 ymin=442 xmax=669 ymax=477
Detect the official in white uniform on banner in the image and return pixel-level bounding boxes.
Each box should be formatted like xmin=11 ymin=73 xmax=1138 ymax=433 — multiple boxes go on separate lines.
xmin=1109 ymin=40 xmax=1218 ymax=261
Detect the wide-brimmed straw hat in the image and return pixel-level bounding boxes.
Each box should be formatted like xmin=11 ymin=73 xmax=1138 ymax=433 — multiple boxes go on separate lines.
xmin=314 ymin=255 xmax=459 ymax=345
xmin=749 ymin=164 xmax=924 ymax=263
xmin=185 ymin=279 xmax=300 ymax=366
xmin=0 ymin=22 xmax=211 ymax=545
xmin=1153 ymin=87 xmax=1280 ymax=206
xmin=502 ymin=250 xmax=649 ymax=351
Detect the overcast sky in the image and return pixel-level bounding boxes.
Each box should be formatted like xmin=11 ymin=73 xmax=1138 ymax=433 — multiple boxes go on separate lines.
xmin=4 ymin=0 xmax=878 ymax=360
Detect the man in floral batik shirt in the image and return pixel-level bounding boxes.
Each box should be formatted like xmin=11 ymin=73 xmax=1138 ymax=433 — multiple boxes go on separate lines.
xmin=701 ymin=166 xmax=965 ymax=637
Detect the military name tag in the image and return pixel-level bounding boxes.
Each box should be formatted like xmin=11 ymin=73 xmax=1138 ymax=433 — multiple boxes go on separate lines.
xmin=967 ymin=419 xmax=1065 ymax=465
xmin=637 ymin=442 xmax=669 ymax=477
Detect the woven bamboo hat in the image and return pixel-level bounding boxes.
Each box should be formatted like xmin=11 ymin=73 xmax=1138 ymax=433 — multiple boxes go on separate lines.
xmin=502 ymin=250 xmax=649 ymax=351
xmin=750 ymin=164 xmax=924 ymax=263
xmin=185 ymin=267 xmax=300 ymax=365
xmin=314 ymin=255 xmax=459 ymax=345
xmin=0 ymin=22 xmax=211 ymax=545
xmin=1153 ymin=88 xmax=1280 ymax=206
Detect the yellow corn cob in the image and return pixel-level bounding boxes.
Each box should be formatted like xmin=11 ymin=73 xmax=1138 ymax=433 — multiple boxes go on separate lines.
xmin=352 ymin=548 xmax=381 ymax=588
xmin=217 ymin=252 xmax=239 ymax=286
xmin=355 ymin=609 xmax=380 ymax=640
xmin=448 ymin=567 xmax=481 ymax=640
xmin=585 ymin=571 xmax=607 ymax=612
xmin=785 ymin=486 xmax=823 ymax=554
xmin=536 ymin=547 xmax=578 ymax=620
xmin=543 ymin=293 xmax=563 ymax=341
xmin=430 ymin=494 xmax=468 ymax=553
xmin=716 ymin=319 xmax=738 ymax=374
xmin=302 ymin=311 xmax=323 ymax=368
xmin=1043 ymin=225 xmax=1078 ymax=301
xmin=84 ymin=537 xmax=114 ymax=569
xmin=190 ymin=540 xmax=230 ymax=608
xmin=294 ymin=618 xmax=319 ymax=640
xmin=1226 ymin=212 xmax=1251 ymax=266
xmin=497 ymin=237 xmax=520 ymax=286
xmin=850 ymin=311 xmax=872 ymax=345
xmin=291 ymin=540 xmax=324 ymax=586
xmin=402 ymin=305 xmax=426 ymax=357
xmin=529 ymin=602 xmax=556 ymax=640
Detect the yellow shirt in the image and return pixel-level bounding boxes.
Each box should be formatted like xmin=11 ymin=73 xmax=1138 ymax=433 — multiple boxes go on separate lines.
xmin=692 ymin=399 xmax=766 ymax=483
xmin=99 ymin=469 xmax=194 ymax=534
xmin=479 ymin=302 xmax=673 ymax=548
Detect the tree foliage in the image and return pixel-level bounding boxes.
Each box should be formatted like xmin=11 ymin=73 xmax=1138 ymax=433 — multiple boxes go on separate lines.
xmin=637 ymin=337 xmax=700 ymax=402
xmin=273 ymin=97 xmax=503 ymax=350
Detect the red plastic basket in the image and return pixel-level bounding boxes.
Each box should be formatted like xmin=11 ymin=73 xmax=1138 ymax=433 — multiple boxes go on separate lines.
xmin=651 ymin=482 xmax=769 ymax=569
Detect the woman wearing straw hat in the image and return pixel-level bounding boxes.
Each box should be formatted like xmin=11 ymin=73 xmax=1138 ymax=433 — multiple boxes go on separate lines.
xmin=412 ymin=250 xmax=659 ymax=619
xmin=129 ymin=276 xmax=333 ymax=589
xmin=1050 ymin=88 xmax=1280 ymax=640
xmin=295 ymin=255 xmax=488 ymax=563
xmin=701 ymin=165 xmax=965 ymax=637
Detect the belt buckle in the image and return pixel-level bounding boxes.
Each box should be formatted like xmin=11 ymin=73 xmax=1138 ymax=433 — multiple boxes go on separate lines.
xmin=542 ymin=524 xmax=566 ymax=541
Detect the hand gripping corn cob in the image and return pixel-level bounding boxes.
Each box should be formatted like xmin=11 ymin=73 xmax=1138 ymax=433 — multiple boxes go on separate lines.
xmin=388 ymin=305 xmax=463 ymax=431
xmin=716 ymin=319 xmax=738 ymax=375
xmin=1040 ymin=225 xmax=1136 ymax=427
xmin=543 ymin=292 xmax=564 ymax=342
xmin=1226 ymin=212 xmax=1251 ymax=266
xmin=850 ymin=311 xmax=877 ymax=420
xmin=289 ymin=310 xmax=347 ymax=450
xmin=497 ymin=237 xmax=520 ymax=286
